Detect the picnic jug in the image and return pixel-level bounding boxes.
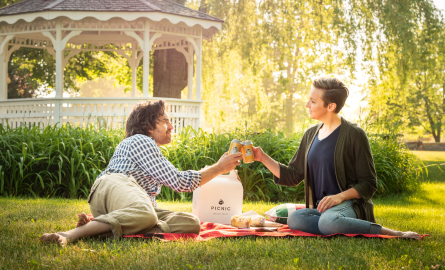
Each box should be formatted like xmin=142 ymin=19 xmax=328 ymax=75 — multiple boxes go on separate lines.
xmin=192 ymin=170 xmax=243 ymax=224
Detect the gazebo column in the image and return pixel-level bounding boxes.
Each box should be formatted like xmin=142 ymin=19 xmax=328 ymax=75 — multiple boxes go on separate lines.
xmin=186 ymin=37 xmax=202 ymax=101
xmin=0 ymin=35 xmax=5 ymax=100
xmin=55 ymin=21 xmax=63 ymax=99
xmin=187 ymin=45 xmax=194 ymax=100
xmin=196 ymin=37 xmax=202 ymax=101
xmin=0 ymin=34 xmax=15 ymax=100
xmin=143 ymin=21 xmax=150 ymax=98
xmin=124 ymin=28 xmax=159 ymax=98
xmin=131 ymin=43 xmax=137 ymax=97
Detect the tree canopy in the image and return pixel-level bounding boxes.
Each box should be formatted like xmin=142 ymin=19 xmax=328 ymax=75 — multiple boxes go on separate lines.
xmin=1 ymin=0 xmax=444 ymax=141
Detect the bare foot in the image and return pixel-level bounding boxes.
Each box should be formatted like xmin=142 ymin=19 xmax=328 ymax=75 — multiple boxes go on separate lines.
xmin=40 ymin=233 xmax=68 ymax=247
xmin=400 ymin=231 xmax=421 ymax=240
xmin=76 ymin=212 xmax=91 ymax=228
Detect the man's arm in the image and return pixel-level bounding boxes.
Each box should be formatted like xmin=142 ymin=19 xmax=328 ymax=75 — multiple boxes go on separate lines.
xmin=199 ymin=152 xmax=243 ymax=187
xmin=131 ymin=136 xmax=202 ymax=192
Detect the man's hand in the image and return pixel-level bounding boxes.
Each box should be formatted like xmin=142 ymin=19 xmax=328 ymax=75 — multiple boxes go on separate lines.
xmin=316 ymin=194 xmax=343 ymax=213
xmin=215 ymin=152 xmax=243 ymax=174
xmin=199 ymin=152 xmax=243 ymax=187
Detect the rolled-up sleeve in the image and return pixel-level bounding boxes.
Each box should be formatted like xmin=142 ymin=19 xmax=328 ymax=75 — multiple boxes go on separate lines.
xmin=130 ymin=137 xmax=201 ymax=193
xmin=352 ymin=128 xmax=378 ymax=201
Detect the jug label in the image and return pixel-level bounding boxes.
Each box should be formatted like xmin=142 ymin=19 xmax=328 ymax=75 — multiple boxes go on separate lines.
xmin=211 ymin=206 xmax=231 ymax=211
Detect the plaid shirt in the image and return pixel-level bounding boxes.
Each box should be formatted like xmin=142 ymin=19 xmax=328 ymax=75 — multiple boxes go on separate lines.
xmin=97 ymin=134 xmax=201 ymax=207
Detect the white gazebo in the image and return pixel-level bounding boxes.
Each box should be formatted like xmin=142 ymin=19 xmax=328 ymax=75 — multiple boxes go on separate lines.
xmin=0 ymin=0 xmax=223 ymax=131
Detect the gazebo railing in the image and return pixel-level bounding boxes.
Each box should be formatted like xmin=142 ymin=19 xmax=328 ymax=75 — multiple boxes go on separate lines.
xmin=0 ymin=97 xmax=202 ymax=132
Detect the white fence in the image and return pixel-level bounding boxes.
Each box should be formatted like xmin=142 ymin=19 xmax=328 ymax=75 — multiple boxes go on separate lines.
xmin=0 ymin=97 xmax=202 ymax=132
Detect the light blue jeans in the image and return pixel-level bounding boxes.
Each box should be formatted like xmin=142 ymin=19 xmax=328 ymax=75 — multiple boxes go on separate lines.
xmin=287 ymin=200 xmax=382 ymax=235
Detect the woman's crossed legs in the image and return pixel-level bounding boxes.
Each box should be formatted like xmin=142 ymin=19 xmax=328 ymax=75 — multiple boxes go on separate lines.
xmin=288 ymin=200 xmax=420 ymax=239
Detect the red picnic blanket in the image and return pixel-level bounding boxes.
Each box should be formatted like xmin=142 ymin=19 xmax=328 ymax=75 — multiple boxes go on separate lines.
xmin=85 ymin=214 xmax=428 ymax=242
xmin=122 ymin=222 xmax=429 ymax=242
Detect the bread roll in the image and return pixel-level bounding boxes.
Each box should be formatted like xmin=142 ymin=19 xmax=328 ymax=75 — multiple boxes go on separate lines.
xmin=231 ymin=215 xmax=252 ymax=228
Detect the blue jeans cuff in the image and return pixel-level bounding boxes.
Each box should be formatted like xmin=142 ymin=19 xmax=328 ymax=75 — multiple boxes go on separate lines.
xmin=370 ymin=223 xmax=382 ymax=234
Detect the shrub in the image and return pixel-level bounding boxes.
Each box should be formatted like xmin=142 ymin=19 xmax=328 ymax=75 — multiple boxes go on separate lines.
xmin=0 ymin=123 xmax=421 ymax=201
xmin=368 ymin=134 xmax=423 ymax=195
xmin=0 ymin=124 xmax=123 ymax=198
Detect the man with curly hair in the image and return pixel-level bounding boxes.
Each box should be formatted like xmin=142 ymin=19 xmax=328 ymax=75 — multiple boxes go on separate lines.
xmin=41 ymin=100 xmax=242 ymax=246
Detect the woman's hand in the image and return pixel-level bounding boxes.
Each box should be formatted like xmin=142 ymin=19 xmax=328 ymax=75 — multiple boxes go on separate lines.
xmin=317 ymin=188 xmax=361 ymax=213
xmin=317 ymin=194 xmax=343 ymax=213
xmin=252 ymin=146 xmax=264 ymax=162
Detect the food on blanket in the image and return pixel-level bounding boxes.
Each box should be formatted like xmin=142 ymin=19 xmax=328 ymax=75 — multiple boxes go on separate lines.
xmin=241 ymin=141 xmax=255 ymax=163
xmin=251 ymin=215 xmax=266 ymax=227
xmin=263 ymin=221 xmax=284 ymax=227
xmin=229 ymin=139 xmax=243 ymax=154
xmin=264 ymin=203 xmax=306 ymax=224
xmin=231 ymin=215 xmax=252 ymax=228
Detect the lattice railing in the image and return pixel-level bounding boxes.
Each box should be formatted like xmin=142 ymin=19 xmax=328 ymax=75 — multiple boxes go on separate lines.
xmin=0 ymin=98 xmax=202 ymax=132
xmin=0 ymin=20 xmax=55 ymax=34
xmin=8 ymin=37 xmax=53 ymax=49
xmin=151 ymin=22 xmax=201 ymax=37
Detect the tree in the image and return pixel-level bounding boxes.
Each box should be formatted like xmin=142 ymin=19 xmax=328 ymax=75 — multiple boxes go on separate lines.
xmin=355 ymin=0 xmax=445 ymax=141
xmin=152 ymin=49 xmax=188 ymax=98
xmin=258 ymin=0 xmax=350 ymax=135
xmin=1 ymin=0 xmax=113 ymax=98
xmin=198 ymin=0 xmax=355 ymax=133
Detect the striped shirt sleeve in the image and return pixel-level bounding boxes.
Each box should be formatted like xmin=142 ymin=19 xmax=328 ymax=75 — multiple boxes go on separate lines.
xmin=129 ymin=135 xmax=201 ymax=192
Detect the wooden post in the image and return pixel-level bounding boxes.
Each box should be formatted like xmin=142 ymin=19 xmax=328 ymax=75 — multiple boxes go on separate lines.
xmin=143 ymin=20 xmax=150 ymax=98
xmin=0 ymin=35 xmax=5 ymax=100
xmin=187 ymin=45 xmax=194 ymax=100
xmin=55 ymin=21 xmax=63 ymax=99
xmin=196 ymin=37 xmax=202 ymax=101
xmin=53 ymin=100 xmax=60 ymax=126
xmin=131 ymin=42 xmax=137 ymax=97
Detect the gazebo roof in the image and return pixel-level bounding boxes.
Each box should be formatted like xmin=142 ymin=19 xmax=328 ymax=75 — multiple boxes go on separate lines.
xmin=0 ymin=0 xmax=223 ymax=27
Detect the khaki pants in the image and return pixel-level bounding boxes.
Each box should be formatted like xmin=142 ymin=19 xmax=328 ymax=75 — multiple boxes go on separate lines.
xmin=88 ymin=173 xmax=200 ymax=237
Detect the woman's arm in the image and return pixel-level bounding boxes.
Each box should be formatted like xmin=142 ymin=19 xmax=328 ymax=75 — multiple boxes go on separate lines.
xmin=350 ymin=128 xmax=378 ymax=202
xmin=252 ymin=147 xmax=281 ymax=178
xmin=252 ymin=130 xmax=309 ymax=187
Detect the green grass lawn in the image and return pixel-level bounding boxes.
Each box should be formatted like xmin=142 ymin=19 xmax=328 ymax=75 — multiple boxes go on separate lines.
xmin=412 ymin=151 xmax=445 ymax=183
xmin=1 ymin=152 xmax=444 ymax=269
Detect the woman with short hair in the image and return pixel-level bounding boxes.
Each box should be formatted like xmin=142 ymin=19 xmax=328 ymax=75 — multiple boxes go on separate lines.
xmin=253 ymin=77 xmax=420 ymax=239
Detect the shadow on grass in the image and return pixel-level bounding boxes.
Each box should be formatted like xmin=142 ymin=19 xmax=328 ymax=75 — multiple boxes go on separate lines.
xmin=374 ymin=190 xmax=443 ymax=208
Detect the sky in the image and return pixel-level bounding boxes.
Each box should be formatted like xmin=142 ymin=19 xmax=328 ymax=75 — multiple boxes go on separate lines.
xmin=433 ymin=0 xmax=445 ymax=13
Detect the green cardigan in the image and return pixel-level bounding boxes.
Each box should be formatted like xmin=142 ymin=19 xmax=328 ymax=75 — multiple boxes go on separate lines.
xmin=274 ymin=117 xmax=378 ymax=222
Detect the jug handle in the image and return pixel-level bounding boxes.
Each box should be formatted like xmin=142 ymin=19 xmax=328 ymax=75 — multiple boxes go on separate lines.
xmin=230 ymin=170 xmax=241 ymax=182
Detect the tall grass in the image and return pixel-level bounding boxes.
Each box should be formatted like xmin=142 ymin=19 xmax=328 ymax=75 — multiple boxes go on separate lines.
xmin=0 ymin=123 xmax=421 ymax=201
xmin=160 ymin=126 xmax=305 ymax=202
xmin=0 ymin=123 xmax=123 ymax=198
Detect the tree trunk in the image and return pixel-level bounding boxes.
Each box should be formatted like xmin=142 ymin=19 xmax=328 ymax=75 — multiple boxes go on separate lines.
xmin=424 ymin=97 xmax=441 ymax=142
xmin=152 ymin=49 xmax=188 ymax=98
xmin=152 ymin=0 xmax=189 ymax=99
